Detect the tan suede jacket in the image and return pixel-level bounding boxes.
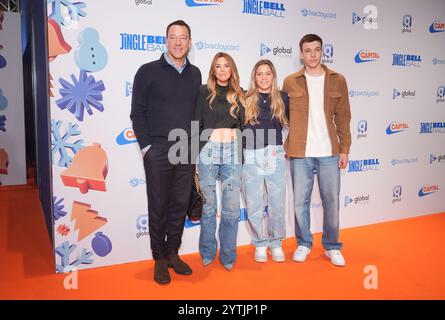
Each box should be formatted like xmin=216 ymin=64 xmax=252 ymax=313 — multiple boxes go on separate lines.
xmin=282 ymin=64 xmax=352 ymax=157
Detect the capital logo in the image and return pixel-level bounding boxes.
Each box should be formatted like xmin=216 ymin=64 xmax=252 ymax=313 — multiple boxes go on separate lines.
xmin=402 ymin=15 xmax=412 ymax=33
xmin=357 ymin=120 xmax=368 ymax=139
xmin=125 ymin=81 xmax=133 ymax=97
xmin=355 ymin=50 xmax=380 ymax=63
xmin=352 ymin=5 xmax=378 ymax=30
xmin=429 ymin=20 xmax=445 ymax=33
xmin=260 ymin=43 xmax=271 ymax=56
xmin=186 ymin=0 xmax=221 ymax=7
xmin=386 ymin=122 xmax=409 ymax=135
xmin=437 ymin=86 xmax=445 ymax=103
xmin=392 ymin=53 xmax=422 ymax=67
xmin=418 ymin=184 xmax=439 ymax=197
xmin=322 ymin=44 xmax=334 ymax=64
xmin=116 ymin=128 xmax=137 ymax=145
xmin=393 ymin=185 xmax=402 ymax=203
xmin=136 ymin=214 xmax=149 ymax=239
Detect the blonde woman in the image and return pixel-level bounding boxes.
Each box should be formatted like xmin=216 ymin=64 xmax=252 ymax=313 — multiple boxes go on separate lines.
xmin=242 ymin=59 xmax=289 ymax=263
xmin=195 ymin=52 xmax=245 ymax=270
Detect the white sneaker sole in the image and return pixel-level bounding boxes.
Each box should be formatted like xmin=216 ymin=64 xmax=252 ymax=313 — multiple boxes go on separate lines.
xmin=292 ymin=249 xmax=311 ymax=262
xmin=325 ymin=251 xmax=346 ymax=267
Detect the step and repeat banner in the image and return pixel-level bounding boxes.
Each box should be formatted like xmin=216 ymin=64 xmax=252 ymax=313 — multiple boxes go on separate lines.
xmin=47 ymin=0 xmax=445 ymax=272
xmin=0 ymin=11 xmax=26 ymax=186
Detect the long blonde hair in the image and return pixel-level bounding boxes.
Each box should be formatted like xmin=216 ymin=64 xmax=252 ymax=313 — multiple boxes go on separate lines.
xmin=207 ymin=52 xmax=245 ymax=119
xmin=245 ymin=59 xmax=288 ymax=126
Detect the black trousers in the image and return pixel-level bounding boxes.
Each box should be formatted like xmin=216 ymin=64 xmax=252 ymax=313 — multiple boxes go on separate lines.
xmin=143 ymin=145 xmax=194 ymax=260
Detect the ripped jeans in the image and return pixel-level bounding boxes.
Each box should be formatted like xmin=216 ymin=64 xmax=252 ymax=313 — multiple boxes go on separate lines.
xmin=197 ymin=140 xmax=242 ymax=267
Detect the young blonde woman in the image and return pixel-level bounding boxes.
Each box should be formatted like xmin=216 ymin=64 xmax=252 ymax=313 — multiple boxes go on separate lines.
xmin=195 ymin=52 xmax=245 ymax=270
xmin=242 ymin=59 xmax=289 ymax=263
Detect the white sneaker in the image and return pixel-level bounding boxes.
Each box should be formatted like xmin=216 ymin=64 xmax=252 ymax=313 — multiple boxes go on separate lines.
xmin=270 ymin=247 xmax=285 ymax=262
xmin=255 ymin=247 xmax=267 ymax=263
xmin=292 ymin=246 xmax=311 ymax=262
xmin=325 ymin=250 xmax=346 ymax=267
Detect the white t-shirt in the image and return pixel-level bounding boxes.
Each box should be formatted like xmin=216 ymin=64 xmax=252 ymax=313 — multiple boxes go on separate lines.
xmin=305 ymin=72 xmax=332 ymax=157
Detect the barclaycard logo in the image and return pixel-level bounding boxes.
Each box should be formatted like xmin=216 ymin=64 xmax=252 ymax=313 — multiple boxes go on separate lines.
xmin=402 ymin=15 xmax=412 ymax=33
xmin=429 ymin=20 xmax=445 ymax=33
xmin=186 ymin=0 xmax=222 ymax=7
xmin=301 ymin=8 xmax=336 ymax=19
xmin=195 ymin=41 xmax=240 ymax=51
xmin=129 ymin=178 xmax=146 ymax=187
xmin=354 ymin=50 xmax=380 ymax=63
xmin=386 ymin=122 xmax=409 ymax=135
xmin=432 ymin=58 xmax=445 ymax=65
xmin=116 ymin=128 xmax=137 ymax=145
xmin=418 ymin=184 xmax=439 ymax=197
xmin=349 ymin=89 xmax=380 ymax=98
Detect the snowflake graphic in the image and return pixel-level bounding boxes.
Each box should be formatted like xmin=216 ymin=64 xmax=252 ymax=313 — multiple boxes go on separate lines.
xmin=47 ymin=0 xmax=87 ymax=27
xmin=55 ymin=241 xmax=94 ymax=273
xmin=0 ymin=115 xmax=5 ymax=132
xmin=53 ymin=196 xmax=68 ymax=221
xmin=56 ymin=70 xmax=106 ymax=121
xmin=51 ymin=119 xmax=84 ymax=167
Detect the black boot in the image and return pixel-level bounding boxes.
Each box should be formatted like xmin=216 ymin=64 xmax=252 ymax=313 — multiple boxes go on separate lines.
xmin=154 ymin=259 xmax=171 ymax=285
xmin=167 ymin=254 xmax=192 ymax=275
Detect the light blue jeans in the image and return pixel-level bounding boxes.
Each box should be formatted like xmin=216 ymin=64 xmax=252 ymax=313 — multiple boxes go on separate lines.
xmin=290 ymin=155 xmax=343 ymax=251
xmin=242 ymin=145 xmax=286 ymax=249
xmin=198 ymin=141 xmax=242 ymax=268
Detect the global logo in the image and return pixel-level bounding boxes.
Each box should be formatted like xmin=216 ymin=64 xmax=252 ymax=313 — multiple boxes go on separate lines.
xmin=344 ymin=194 xmax=370 ymax=207
xmin=195 ymin=41 xmax=240 ymax=51
xmin=429 ymin=20 xmax=445 ymax=33
xmin=357 ymin=120 xmax=368 ymax=139
xmin=119 ymin=33 xmax=166 ymax=52
xmin=352 ymin=5 xmax=378 ymax=30
xmin=419 ymin=122 xmax=445 ymax=134
xmin=322 ymin=44 xmax=334 ymax=64
xmin=354 ymin=50 xmax=380 ymax=63
xmin=260 ymin=43 xmax=292 ymax=57
xmin=136 ymin=214 xmax=149 ymax=239
xmin=135 ymin=0 xmax=152 ymax=5
xmin=437 ymin=86 xmax=445 ymax=103
xmin=348 ymin=158 xmax=380 ymax=173
xmin=430 ymin=153 xmax=445 ymax=164
xmin=392 ymin=53 xmax=422 ymax=67
xmin=390 ymin=158 xmax=418 ymax=166
xmin=301 ymin=8 xmax=336 ymax=19
xmin=432 ymin=58 xmax=445 ymax=65
xmin=125 ymin=81 xmax=133 ymax=97
xmin=392 ymin=185 xmax=402 ymax=203
xmin=186 ymin=0 xmax=222 ymax=7
xmin=393 ymin=89 xmax=416 ymax=100
xmin=116 ymin=128 xmax=137 ymax=145
xmin=386 ymin=122 xmax=409 ymax=135
xmin=242 ymin=0 xmax=286 ymax=18
xmin=402 ymin=15 xmax=412 ymax=33
xmin=418 ymin=184 xmax=439 ymax=197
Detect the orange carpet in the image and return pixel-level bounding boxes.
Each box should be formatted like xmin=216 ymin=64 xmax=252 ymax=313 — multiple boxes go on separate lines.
xmin=0 ymin=186 xmax=444 ymax=300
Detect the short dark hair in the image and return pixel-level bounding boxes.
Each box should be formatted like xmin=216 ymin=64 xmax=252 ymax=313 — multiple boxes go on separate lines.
xmin=299 ymin=34 xmax=323 ymax=52
xmin=166 ymin=20 xmax=191 ymax=38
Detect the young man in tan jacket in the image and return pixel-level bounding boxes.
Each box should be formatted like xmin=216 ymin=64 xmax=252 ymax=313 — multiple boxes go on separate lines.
xmin=283 ymin=34 xmax=351 ymax=267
